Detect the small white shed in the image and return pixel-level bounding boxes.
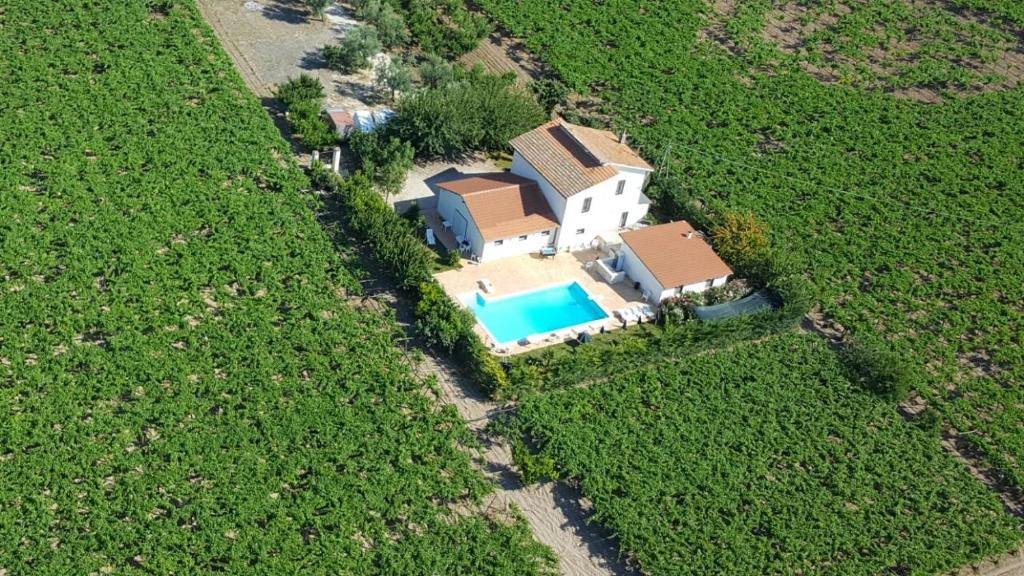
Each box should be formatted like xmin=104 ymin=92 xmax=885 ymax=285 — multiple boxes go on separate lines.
xmin=619 ymin=221 xmax=732 ymax=303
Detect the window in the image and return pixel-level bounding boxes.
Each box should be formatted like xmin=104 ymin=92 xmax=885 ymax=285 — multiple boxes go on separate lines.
xmin=540 ymin=230 xmax=550 ymax=237
xmin=581 ymin=197 xmax=592 ymax=213
xmin=615 ymin=180 xmax=626 ymax=195
xmin=576 ymin=228 xmax=585 ymax=235
xmin=518 ymin=235 xmax=528 ymax=241
xmin=494 ymin=239 xmax=504 ymax=246
xmin=619 ymin=211 xmax=629 ymax=228
xmin=705 ymin=279 xmax=713 ymax=288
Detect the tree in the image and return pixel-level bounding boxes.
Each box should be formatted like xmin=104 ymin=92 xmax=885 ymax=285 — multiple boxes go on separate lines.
xmin=303 ymin=0 xmax=330 ymax=21
xmin=349 ymin=130 xmax=413 ymax=201
xmin=385 ymin=70 xmax=546 ymax=158
xmin=322 ymin=26 xmax=381 ymax=73
xmin=357 ymin=0 xmax=409 ymax=48
xmin=375 ymin=58 xmax=414 ymax=101
xmin=711 ymin=211 xmax=771 ymax=271
xmin=417 ymin=54 xmax=453 ymax=88
xmin=375 ymin=138 xmax=414 ymax=201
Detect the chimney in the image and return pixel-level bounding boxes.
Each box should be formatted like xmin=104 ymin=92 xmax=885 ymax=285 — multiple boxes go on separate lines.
xmin=686 ymin=231 xmax=693 ymax=240
xmin=618 ymin=129 xmax=627 ymax=145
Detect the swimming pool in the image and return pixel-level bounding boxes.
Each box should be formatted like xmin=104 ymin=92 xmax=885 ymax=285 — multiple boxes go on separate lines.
xmin=462 ymin=281 xmax=608 ymax=344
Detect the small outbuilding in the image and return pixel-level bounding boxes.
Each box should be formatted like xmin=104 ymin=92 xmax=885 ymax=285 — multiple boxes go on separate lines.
xmin=619 ymin=221 xmax=732 ymax=303
xmin=323 ymin=108 xmax=354 ymax=140
xmin=435 ymin=173 xmax=560 ymax=262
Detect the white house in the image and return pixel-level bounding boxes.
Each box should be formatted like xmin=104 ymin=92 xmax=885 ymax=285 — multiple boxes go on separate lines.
xmin=434 ymin=118 xmax=654 ymax=261
xmin=435 ymin=173 xmax=559 ymax=261
xmin=618 ymin=221 xmax=732 ymax=303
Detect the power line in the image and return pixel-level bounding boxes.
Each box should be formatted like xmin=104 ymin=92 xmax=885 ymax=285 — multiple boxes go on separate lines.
xmin=660 ymin=141 xmax=1017 ymax=229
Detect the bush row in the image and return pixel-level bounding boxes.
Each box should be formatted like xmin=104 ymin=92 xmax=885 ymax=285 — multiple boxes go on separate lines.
xmin=319 ymin=169 xmax=510 ymax=392
xmin=502 ymin=281 xmax=810 ymax=398
xmin=274 ymin=74 xmax=337 ymax=150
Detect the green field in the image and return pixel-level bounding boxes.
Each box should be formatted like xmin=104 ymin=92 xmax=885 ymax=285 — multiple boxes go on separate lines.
xmin=478 ymin=0 xmax=1024 ymax=484
xmin=0 ymin=1 xmax=553 ymax=573
xmin=506 ymin=334 xmax=1021 ymax=575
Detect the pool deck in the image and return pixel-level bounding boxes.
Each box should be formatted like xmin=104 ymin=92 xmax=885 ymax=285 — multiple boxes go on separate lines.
xmin=434 ymin=249 xmax=648 ymax=354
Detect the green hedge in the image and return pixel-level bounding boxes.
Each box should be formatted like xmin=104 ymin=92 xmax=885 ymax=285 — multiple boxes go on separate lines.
xmin=334 ymin=173 xmax=435 ymax=290
xmin=322 ymin=170 xmax=509 ymax=393
xmin=502 ymin=278 xmax=810 ymax=398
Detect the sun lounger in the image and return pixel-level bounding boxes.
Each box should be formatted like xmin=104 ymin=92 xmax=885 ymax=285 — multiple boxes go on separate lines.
xmin=425 ymin=228 xmax=436 ymax=246
xmin=478 ymin=278 xmax=494 ymax=293
xmin=615 ymin=307 xmax=638 ymax=324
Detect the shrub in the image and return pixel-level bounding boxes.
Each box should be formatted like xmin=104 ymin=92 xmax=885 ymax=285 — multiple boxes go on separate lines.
xmin=463 ymin=337 xmax=510 ymax=393
xmin=336 ymin=175 xmax=434 ymax=289
xmin=659 ymin=295 xmax=692 ymax=326
xmin=711 ymin=211 xmax=772 ymax=274
xmin=511 ymin=439 xmax=559 ymax=484
xmin=915 ymin=407 xmax=944 ymax=435
xmin=308 ymin=160 xmax=337 ymax=190
xmin=289 ymin=101 xmax=338 ymax=149
xmin=531 ymin=77 xmax=570 ymax=114
xmin=303 ymin=0 xmax=330 ymax=20
xmin=275 ymin=74 xmax=325 ymax=108
xmin=275 ymin=76 xmax=336 ymax=149
xmin=323 ymin=26 xmax=382 ymax=73
xmin=840 ymin=334 xmax=920 ymax=402
xmin=442 ymin=246 xmax=461 ymax=267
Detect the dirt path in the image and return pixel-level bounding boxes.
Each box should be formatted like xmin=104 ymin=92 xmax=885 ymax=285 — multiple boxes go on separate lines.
xmin=418 ymin=353 xmax=637 ymax=576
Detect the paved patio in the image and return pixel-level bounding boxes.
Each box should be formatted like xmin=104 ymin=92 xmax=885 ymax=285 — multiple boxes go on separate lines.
xmin=434 ymin=249 xmax=648 ymax=354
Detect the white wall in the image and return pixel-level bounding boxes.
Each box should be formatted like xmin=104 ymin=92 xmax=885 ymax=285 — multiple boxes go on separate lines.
xmin=621 ymin=244 xmax=730 ymax=303
xmin=479 ymin=228 xmax=555 ymax=262
xmin=510 ymin=151 xmax=567 ymax=222
xmin=620 ymin=243 xmax=667 ymax=302
xmin=437 ymin=189 xmax=485 ymax=256
xmin=555 ymin=166 xmax=650 ymax=251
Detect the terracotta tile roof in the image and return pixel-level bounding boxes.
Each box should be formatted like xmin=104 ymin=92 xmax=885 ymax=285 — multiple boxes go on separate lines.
xmin=324 ymin=109 xmax=353 ymax=128
xmin=561 ymin=122 xmax=653 ymax=171
xmin=511 ymin=120 xmax=618 ymax=198
xmin=436 ymin=173 xmax=559 ymax=241
xmin=510 ymin=119 xmax=651 ymax=198
xmin=620 ymin=221 xmax=732 ymax=289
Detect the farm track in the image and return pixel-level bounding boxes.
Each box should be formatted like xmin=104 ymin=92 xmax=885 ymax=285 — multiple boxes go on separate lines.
xmin=314 ymin=192 xmax=636 ymax=576
xmin=194 ymin=4 xmax=637 ymax=571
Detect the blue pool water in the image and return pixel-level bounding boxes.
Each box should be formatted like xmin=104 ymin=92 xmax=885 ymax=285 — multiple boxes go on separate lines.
xmin=462 ymin=282 xmax=608 ymax=344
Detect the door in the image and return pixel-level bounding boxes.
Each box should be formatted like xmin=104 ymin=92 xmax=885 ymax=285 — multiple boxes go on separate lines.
xmin=619 ymin=211 xmax=629 ymax=228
